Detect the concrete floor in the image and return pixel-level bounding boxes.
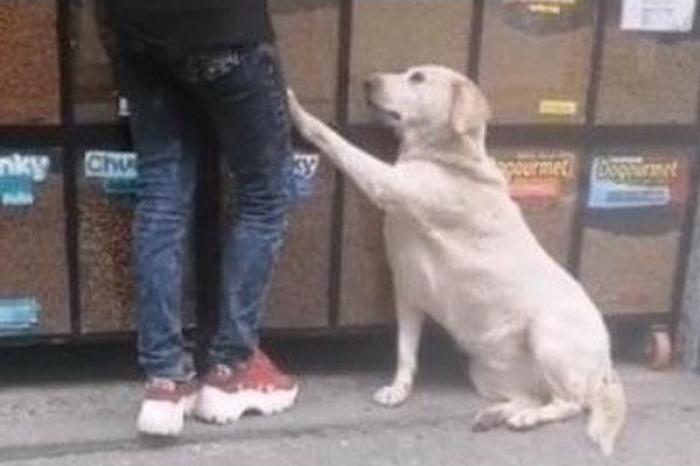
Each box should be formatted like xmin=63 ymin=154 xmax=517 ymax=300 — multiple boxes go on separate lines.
xmin=1 ymin=329 xmax=700 ymax=466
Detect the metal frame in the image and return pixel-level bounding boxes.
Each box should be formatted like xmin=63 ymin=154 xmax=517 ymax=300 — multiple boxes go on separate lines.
xmin=0 ymin=0 xmax=699 ymax=345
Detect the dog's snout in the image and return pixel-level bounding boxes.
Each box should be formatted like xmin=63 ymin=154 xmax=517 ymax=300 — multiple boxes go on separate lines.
xmin=364 ymin=74 xmax=383 ymax=94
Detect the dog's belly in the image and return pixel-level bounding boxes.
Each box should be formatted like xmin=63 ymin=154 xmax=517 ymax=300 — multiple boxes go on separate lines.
xmin=384 ymin=215 xmax=530 ymax=342
xmin=383 ymin=213 xmax=601 ymax=351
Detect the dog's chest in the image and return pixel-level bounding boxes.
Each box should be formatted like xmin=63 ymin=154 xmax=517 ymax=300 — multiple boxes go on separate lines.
xmin=383 ymin=213 xmax=491 ymax=308
xmin=383 ymin=215 xmax=439 ymax=299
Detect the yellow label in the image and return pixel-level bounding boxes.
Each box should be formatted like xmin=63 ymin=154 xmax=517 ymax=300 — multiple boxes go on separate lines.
xmin=539 ymin=100 xmax=579 ymax=116
xmin=529 ymin=4 xmax=562 ymax=14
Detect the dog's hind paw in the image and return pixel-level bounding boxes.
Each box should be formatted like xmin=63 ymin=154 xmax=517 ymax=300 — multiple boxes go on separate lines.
xmin=472 ymin=409 xmax=506 ymax=432
xmin=373 ymin=384 xmax=411 ymax=407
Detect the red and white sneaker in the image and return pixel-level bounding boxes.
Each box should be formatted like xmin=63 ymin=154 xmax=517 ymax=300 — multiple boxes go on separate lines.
xmin=195 ymin=349 xmax=299 ymax=424
xmin=137 ymin=377 xmax=200 ymax=436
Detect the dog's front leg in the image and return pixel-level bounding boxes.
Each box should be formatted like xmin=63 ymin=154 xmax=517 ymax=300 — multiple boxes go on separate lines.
xmin=287 ymin=90 xmax=402 ymax=211
xmin=374 ymin=302 xmax=425 ymax=407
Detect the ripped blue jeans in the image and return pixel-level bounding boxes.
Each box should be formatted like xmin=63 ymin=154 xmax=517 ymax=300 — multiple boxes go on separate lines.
xmin=113 ymin=40 xmax=296 ymax=380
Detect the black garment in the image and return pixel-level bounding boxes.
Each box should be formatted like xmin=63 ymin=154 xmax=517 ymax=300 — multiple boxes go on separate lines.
xmin=102 ymin=0 xmax=274 ymax=57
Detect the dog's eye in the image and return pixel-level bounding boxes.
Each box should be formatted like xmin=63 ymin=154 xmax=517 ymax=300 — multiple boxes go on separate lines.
xmin=409 ymin=71 xmax=426 ymax=84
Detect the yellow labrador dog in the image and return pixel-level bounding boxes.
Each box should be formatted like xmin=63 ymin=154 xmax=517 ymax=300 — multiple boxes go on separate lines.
xmin=287 ymin=65 xmax=625 ymax=455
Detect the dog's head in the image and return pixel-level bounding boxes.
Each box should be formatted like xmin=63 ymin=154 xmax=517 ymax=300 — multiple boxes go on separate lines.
xmin=364 ymin=65 xmax=491 ymax=139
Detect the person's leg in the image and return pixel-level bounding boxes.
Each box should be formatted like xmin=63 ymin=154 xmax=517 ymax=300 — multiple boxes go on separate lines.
xmin=178 ymin=44 xmax=298 ymax=423
xmin=210 ymin=45 xmax=294 ymax=366
xmin=111 ymin=40 xmax=202 ymax=435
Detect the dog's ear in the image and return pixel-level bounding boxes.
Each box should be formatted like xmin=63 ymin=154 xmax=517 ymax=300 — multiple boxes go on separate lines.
xmin=450 ymin=81 xmax=491 ymax=134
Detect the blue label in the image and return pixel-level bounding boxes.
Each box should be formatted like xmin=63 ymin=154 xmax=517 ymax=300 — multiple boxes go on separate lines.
xmin=0 ymin=152 xmax=53 ymax=207
xmin=0 ymin=298 xmax=40 ymax=335
xmin=104 ymin=178 xmax=138 ymax=195
xmin=0 ymin=176 xmax=34 ymax=206
xmin=588 ymin=157 xmax=677 ymax=210
xmin=289 ymin=153 xmax=320 ymax=201
xmin=85 ymin=151 xmax=139 ymax=196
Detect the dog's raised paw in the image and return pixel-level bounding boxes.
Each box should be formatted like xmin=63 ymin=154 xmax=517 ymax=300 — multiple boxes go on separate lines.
xmin=373 ymin=385 xmax=410 ymax=407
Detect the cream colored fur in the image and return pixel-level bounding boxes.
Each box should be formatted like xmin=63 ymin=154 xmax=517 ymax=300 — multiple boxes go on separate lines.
xmin=287 ymin=65 xmax=626 ymax=456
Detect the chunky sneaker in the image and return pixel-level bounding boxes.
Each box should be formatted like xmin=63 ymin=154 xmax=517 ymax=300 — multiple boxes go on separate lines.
xmin=137 ymin=376 xmax=200 ymax=436
xmin=195 ymin=349 xmax=299 ymax=424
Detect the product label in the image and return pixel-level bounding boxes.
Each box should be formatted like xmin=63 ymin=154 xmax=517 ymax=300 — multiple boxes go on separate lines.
xmin=588 ymin=156 xmax=686 ymax=209
xmin=497 ymin=150 xmax=576 ymax=202
xmin=502 ymin=0 xmax=589 ymax=34
xmin=293 ymin=153 xmax=320 ymax=180
xmin=539 ymin=100 xmax=579 ymax=116
xmin=0 ymin=176 xmax=34 ymax=206
xmin=85 ymin=150 xmax=139 ymax=195
xmin=0 ymin=153 xmax=52 ymax=207
xmin=505 ymin=0 xmax=578 ymax=10
xmin=290 ymin=152 xmax=321 ymax=202
xmin=621 ymin=0 xmax=696 ymax=32
xmin=0 ymin=298 xmax=40 ymax=335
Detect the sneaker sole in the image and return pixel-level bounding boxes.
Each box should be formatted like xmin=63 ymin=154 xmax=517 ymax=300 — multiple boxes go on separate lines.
xmin=137 ymin=393 xmax=198 ymax=437
xmin=194 ymin=385 xmax=299 ymax=424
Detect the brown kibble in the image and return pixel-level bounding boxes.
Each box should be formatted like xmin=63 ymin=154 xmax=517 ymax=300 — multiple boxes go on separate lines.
xmin=71 ymin=0 xmax=120 ymax=123
xmin=78 ymin=151 xmax=196 ymax=334
xmin=78 ymin=186 xmax=136 ymax=332
xmin=348 ymin=0 xmax=473 ymax=124
xmin=270 ymin=0 xmax=340 ymax=123
xmin=338 ymin=128 xmax=396 ymax=326
xmin=0 ymin=0 xmax=60 ymax=125
xmin=480 ymin=0 xmax=594 ymax=124
xmin=0 ymin=153 xmax=70 ymax=335
xmin=596 ymin=2 xmax=700 ymax=125
xmin=492 ymin=147 xmax=579 ymax=266
xmin=579 ymin=148 xmax=692 ymax=315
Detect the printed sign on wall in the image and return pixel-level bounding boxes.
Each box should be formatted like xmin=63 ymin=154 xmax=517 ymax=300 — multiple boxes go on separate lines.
xmin=497 ymin=149 xmax=577 ymax=205
xmin=0 ymin=153 xmax=52 ymax=207
xmin=621 ymin=0 xmax=697 ymax=32
xmin=85 ymin=150 xmax=138 ymax=195
xmin=0 ymin=298 xmax=40 ymax=335
xmin=588 ymin=155 xmax=689 ymax=210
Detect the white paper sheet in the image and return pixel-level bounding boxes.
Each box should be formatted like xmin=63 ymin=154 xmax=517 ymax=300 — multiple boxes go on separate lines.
xmin=621 ymin=0 xmax=697 ymax=32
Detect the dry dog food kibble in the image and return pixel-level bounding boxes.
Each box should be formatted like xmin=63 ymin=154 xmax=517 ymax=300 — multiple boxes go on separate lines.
xmin=348 ymin=0 xmax=473 ymax=124
xmin=266 ymin=151 xmax=333 ymax=328
xmin=0 ymin=0 xmax=60 ymax=125
xmin=480 ymin=0 xmax=594 ymax=124
xmin=0 ymin=149 xmax=70 ymax=335
xmin=71 ymin=0 xmax=121 ymax=123
xmin=596 ymin=1 xmax=700 ymax=125
xmin=72 ymin=0 xmax=341 ymax=123
xmin=270 ymin=0 xmax=340 ymax=123
xmin=78 ymin=149 xmax=196 ymax=333
xmin=579 ymin=148 xmax=692 ymax=315
xmin=339 ymin=128 xmax=397 ymax=326
xmin=493 ymin=147 xmax=579 ymax=266
xmin=78 ymin=150 xmax=136 ymax=332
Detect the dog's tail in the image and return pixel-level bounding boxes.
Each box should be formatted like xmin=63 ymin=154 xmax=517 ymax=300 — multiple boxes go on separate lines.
xmin=586 ymin=369 xmax=626 ymax=456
